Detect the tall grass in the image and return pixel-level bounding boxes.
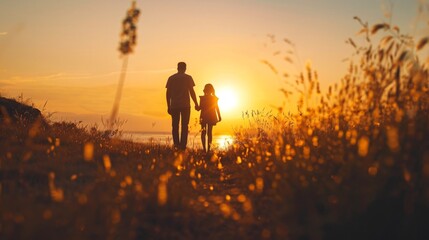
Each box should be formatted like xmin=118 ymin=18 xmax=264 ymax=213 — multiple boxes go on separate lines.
xmin=108 ymin=1 xmax=140 ymax=131
xmin=233 ymin=13 xmax=429 ymax=239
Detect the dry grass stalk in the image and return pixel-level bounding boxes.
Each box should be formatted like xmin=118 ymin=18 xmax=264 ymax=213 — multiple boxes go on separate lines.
xmin=108 ymin=1 xmax=140 ymax=131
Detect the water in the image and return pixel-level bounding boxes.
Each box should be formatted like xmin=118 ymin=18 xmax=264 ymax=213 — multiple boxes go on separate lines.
xmin=121 ymin=131 xmax=235 ymax=150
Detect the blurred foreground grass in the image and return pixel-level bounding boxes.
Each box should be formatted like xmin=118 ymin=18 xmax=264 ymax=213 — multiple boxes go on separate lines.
xmin=1 ymin=96 xmax=428 ymax=240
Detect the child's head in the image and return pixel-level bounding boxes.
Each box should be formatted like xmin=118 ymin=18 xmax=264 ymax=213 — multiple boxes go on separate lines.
xmin=203 ymin=84 xmax=215 ymax=95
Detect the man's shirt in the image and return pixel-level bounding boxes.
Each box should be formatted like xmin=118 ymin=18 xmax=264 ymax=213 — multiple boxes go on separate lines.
xmin=166 ymin=72 xmax=195 ymax=109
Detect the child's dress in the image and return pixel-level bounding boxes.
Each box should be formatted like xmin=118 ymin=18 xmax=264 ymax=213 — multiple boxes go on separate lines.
xmin=199 ymin=95 xmax=219 ymax=125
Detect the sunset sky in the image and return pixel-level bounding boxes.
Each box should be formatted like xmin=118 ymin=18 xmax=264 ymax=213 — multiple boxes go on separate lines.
xmin=0 ymin=0 xmax=424 ymax=134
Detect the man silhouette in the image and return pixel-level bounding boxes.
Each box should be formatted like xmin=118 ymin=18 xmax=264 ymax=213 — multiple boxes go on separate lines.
xmin=166 ymin=62 xmax=199 ymax=150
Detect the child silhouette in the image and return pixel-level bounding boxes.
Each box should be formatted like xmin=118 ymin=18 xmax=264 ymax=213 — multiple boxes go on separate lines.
xmin=197 ymin=84 xmax=222 ymax=152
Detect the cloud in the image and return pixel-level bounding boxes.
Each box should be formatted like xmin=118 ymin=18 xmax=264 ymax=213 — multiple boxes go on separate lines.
xmin=29 ymin=69 xmax=174 ymax=82
xmin=0 ymin=32 xmax=8 ymax=36
xmin=0 ymin=70 xmax=168 ymax=117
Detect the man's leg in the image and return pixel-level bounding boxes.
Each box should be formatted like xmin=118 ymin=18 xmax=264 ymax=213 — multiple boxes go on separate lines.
xmin=180 ymin=108 xmax=191 ymax=150
xmin=171 ymin=109 xmax=180 ymax=148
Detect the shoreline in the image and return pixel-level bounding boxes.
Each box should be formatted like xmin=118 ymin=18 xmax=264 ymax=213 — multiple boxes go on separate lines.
xmin=121 ymin=131 xmax=235 ymax=149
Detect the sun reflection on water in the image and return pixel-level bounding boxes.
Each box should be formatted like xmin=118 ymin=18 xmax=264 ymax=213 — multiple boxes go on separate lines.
xmin=214 ymin=135 xmax=234 ymax=150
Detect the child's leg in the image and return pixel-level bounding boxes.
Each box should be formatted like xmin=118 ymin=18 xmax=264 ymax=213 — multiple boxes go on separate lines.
xmin=201 ymin=124 xmax=207 ymax=152
xmin=207 ymin=124 xmax=213 ymax=152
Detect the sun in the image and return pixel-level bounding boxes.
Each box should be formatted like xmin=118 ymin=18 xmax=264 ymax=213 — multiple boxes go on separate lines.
xmin=216 ymin=87 xmax=238 ymax=112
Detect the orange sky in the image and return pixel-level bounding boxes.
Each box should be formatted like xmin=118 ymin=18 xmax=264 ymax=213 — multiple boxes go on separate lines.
xmin=0 ymin=0 xmax=425 ymax=134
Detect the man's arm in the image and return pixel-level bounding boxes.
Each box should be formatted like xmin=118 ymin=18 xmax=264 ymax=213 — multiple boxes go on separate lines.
xmin=166 ymin=88 xmax=171 ymax=115
xmin=190 ymin=87 xmax=199 ymax=109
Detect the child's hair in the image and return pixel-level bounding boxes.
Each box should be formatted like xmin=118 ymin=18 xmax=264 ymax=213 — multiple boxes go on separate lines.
xmin=203 ymin=84 xmax=215 ymax=96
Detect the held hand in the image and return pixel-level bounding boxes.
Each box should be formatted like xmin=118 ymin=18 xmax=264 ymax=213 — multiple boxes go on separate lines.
xmin=218 ymin=116 xmax=222 ymax=122
xmin=195 ymin=105 xmax=200 ymax=111
xmin=167 ymin=107 xmax=172 ymax=115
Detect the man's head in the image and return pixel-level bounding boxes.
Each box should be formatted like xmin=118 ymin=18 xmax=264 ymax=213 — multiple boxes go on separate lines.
xmin=177 ymin=62 xmax=186 ymax=73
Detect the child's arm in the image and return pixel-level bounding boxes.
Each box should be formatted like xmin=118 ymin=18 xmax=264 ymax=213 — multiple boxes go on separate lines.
xmin=216 ymin=105 xmax=221 ymax=122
